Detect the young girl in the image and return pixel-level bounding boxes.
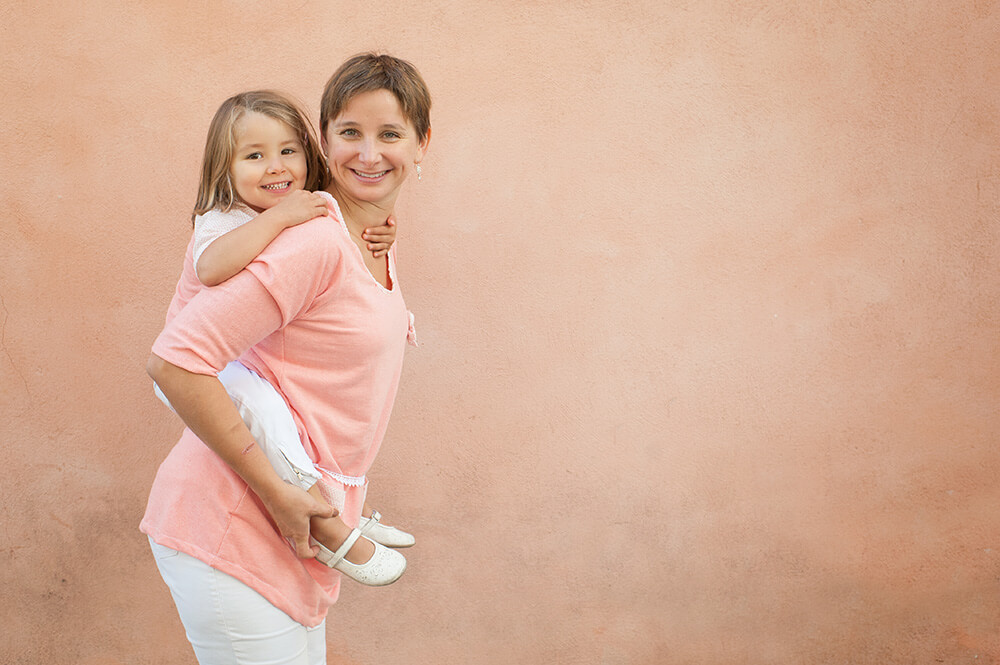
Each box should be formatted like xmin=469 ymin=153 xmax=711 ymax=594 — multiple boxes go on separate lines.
xmin=155 ymin=90 xmax=414 ymax=586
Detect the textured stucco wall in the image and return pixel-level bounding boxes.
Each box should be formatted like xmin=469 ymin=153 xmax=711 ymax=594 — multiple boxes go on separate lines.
xmin=3 ymin=2 xmax=999 ymax=664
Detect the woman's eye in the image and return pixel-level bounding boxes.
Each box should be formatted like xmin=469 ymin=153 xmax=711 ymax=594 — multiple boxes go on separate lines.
xmin=340 ymin=129 xmax=359 ymax=137
xmin=382 ymin=131 xmax=401 ymax=140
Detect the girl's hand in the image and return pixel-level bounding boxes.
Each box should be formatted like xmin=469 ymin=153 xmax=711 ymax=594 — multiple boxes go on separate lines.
xmin=362 ymin=214 xmax=397 ymax=258
xmin=271 ymin=190 xmax=329 ymax=228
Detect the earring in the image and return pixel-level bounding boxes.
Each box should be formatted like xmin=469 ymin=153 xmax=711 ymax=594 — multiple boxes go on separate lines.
xmin=415 ymin=163 xmax=423 ymax=182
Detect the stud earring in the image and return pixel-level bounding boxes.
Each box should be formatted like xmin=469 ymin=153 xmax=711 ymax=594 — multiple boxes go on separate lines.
xmin=415 ymin=163 xmax=423 ymax=182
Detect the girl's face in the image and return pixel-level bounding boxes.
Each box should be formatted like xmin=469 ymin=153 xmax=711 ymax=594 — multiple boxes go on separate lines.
xmin=230 ymin=112 xmax=308 ymax=213
xmin=323 ymin=89 xmax=429 ymax=208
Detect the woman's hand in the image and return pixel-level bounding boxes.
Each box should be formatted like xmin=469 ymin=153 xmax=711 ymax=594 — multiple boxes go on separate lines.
xmin=362 ymin=214 xmax=397 ymax=258
xmin=258 ymin=481 xmax=337 ymax=559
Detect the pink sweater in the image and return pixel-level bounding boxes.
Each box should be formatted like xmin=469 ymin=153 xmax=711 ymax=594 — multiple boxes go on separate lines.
xmin=141 ymin=197 xmax=409 ymax=626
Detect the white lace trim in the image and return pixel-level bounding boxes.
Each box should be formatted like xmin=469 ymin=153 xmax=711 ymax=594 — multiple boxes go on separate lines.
xmin=317 ymin=466 xmax=367 ymax=487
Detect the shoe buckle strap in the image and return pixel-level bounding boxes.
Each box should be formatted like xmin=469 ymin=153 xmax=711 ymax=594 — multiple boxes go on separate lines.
xmin=326 ymin=528 xmax=363 ymax=567
xmin=359 ymin=510 xmax=382 ymax=537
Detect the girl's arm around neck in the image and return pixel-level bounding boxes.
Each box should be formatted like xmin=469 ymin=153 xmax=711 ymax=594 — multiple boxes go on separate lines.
xmin=197 ymin=191 xmax=330 ymax=286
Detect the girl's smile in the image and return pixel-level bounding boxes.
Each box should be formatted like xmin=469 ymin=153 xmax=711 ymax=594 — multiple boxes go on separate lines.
xmin=230 ymin=112 xmax=308 ymax=213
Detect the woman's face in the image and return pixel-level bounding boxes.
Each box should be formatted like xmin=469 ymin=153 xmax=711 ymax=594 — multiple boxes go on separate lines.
xmin=323 ymin=89 xmax=429 ymax=208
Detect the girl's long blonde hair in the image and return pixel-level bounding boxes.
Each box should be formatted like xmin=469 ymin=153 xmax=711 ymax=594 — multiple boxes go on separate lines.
xmin=192 ymin=90 xmax=329 ymax=222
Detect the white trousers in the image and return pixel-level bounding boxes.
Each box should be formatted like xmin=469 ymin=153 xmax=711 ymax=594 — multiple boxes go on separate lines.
xmin=154 ymin=361 xmax=322 ymax=487
xmin=150 ymin=538 xmax=327 ymax=665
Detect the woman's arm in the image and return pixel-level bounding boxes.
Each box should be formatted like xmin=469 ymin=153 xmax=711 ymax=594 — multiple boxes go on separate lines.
xmin=146 ymin=353 xmax=335 ymax=558
xmin=154 ymin=219 xmax=343 ymax=555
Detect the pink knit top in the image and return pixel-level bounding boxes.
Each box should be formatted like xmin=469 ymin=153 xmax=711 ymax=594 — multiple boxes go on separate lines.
xmin=141 ymin=194 xmax=409 ymax=626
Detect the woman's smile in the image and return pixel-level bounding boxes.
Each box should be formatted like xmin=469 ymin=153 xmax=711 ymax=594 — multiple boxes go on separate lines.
xmin=351 ymin=169 xmax=390 ymax=181
xmin=324 ymin=89 xmax=428 ymax=208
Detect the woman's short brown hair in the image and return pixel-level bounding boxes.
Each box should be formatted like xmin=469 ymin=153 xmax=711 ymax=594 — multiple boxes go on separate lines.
xmin=192 ymin=90 xmax=329 ymax=221
xmin=320 ymin=53 xmax=431 ymax=142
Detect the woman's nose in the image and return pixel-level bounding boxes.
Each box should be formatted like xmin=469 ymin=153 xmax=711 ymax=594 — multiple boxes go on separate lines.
xmin=359 ymin=140 xmax=380 ymax=164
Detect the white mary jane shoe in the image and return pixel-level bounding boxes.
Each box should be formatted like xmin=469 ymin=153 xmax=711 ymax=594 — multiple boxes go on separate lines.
xmin=359 ymin=510 xmax=416 ymax=548
xmin=313 ymin=528 xmax=407 ymax=586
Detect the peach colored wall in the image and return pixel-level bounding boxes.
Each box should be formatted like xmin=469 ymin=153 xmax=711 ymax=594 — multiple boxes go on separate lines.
xmin=3 ymin=2 xmax=999 ymax=663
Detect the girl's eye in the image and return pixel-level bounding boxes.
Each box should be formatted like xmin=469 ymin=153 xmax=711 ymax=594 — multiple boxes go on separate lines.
xmin=246 ymin=152 xmax=262 ymax=160
xmin=281 ymin=148 xmax=296 ymax=155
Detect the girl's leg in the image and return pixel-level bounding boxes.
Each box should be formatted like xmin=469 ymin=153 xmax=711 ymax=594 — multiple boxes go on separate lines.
xmin=217 ymin=364 xmax=383 ymax=564
xmin=149 ymin=538 xmax=326 ymax=665
xmin=202 ymin=362 xmax=406 ymax=576
xmin=216 ymin=362 xmax=321 ymax=489
xmin=307 ymin=484 xmax=374 ymax=564
xmin=161 ymin=364 xmax=411 ymax=547
xmin=154 ymin=363 xmax=320 ymax=488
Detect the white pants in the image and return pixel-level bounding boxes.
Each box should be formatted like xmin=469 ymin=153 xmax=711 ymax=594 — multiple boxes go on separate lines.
xmin=154 ymin=361 xmax=322 ymax=488
xmin=150 ymin=538 xmax=327 ymax=665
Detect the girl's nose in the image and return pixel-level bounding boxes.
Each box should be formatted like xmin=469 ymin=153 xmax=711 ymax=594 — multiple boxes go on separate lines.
xmin=266 ymin=155 xmax=286 ymax=173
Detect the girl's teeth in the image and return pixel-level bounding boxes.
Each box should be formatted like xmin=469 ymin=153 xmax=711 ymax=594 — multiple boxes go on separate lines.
xmin=263 ymin=182 xmax=289 ymax=190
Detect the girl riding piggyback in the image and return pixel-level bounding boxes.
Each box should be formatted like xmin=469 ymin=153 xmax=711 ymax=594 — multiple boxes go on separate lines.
xmin=154 ymin=90 xmax=413 ymax=586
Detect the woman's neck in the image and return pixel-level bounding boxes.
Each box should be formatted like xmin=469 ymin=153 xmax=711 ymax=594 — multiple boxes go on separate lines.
xmin=326 ymin=184 xmax=397 ymax=236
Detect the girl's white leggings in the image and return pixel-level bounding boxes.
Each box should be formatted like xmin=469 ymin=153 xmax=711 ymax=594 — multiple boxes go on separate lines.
xmin=149 ymin=537 xmax=326 ymax=665
xmin=154 ymin=361 xmax=322 ymax=488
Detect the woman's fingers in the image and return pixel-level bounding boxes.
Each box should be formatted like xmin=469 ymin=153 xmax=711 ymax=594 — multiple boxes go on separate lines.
xmin=311 ymin=501 xmax=337 ymax=519
xmin=290 ymin=533 xmax=317 ymax=559
xmin=265 ymin=483 xmax=336 ymax=559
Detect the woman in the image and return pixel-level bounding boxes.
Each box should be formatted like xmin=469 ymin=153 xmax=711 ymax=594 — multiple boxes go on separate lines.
xmin=143 ymin=53 xmax=431 ymax=665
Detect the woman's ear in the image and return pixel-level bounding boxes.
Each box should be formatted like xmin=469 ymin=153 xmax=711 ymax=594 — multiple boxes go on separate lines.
xmin=416 ymin=127 xmax=431 ymax=162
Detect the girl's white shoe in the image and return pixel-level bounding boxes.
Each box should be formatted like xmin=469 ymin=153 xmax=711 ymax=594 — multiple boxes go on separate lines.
xmin=359 ymin=510 xmax=416 ymax=548
xmin=312 ymin=528 xmax=406 ymax=586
